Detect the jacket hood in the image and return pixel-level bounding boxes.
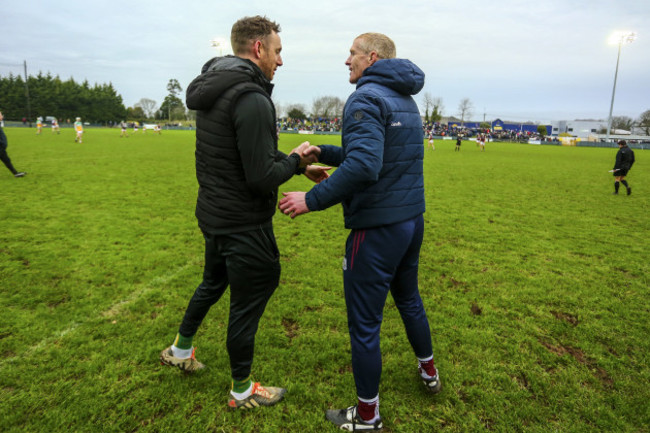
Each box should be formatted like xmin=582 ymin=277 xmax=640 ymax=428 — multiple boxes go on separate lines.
xmin=186 ymin=56 xmax=273 ymax=111
xmin=357 ymin=58 xmax=424 ymax=96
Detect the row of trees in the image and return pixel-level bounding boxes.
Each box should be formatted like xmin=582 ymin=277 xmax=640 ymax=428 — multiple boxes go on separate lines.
xmin=0 ymin=73 xmax=126 ymax=123
xmin=0 ymin=73 xmax=191 ymax=124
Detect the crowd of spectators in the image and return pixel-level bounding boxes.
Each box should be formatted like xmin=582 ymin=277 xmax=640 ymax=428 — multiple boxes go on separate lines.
xmin=275 ymin=117 xmax=561 ymax=143
xmin=423 ymin=121 xmax=452 ymax=137
xmin=277 ymin=117 xmax=342 ymax=133
xmin=485 ymin=129 xmax=554 ymax=142
xmin=423 ymin=121 xmax=557 ymax=143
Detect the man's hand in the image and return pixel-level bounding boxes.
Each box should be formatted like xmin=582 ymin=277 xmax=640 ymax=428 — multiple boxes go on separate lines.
xmin=290 ymin=142 xmax=318 ymax=167
xmin=304 ymin=165 xmax=331 ymax=183
xmin=279 ymin=192 xmax=310 ymax=219
xmin=302 ymin=145 xmax=321 ymax=160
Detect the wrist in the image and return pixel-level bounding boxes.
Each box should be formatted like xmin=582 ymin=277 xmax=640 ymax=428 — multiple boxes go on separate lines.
xmin=289 ymin=153 xmax=304 ymax=174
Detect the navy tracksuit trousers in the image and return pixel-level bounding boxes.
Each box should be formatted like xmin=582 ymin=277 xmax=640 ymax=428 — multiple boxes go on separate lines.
xmin=344 ymin=214 xmax=433 ymax=399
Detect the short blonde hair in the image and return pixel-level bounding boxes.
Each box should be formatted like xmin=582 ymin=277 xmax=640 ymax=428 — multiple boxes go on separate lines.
xmin=231 ymin=16 xmax=281 ymax=55
xmin=355 ymin=33 xmax=396 ymax=59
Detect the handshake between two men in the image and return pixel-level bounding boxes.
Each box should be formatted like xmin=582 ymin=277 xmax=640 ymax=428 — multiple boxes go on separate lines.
xmin=282 ymin=141 xmax=330 ymax=218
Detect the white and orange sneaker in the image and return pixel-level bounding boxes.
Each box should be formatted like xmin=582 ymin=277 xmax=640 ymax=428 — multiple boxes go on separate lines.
xmin=228 ymin=382 xmax=286 ymax=409
xmin=159 ymin=346 xmax=205 ymax=373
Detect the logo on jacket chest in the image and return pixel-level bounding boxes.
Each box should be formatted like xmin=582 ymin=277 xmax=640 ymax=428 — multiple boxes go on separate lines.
xmin=390 ymin=121 xmax=402 ymax=127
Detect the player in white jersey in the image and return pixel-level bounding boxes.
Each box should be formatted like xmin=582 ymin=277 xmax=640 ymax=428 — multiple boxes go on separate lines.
xmin=120 ymin=121 xmax=129 ymax=138
xmin=74 ymin=117 xmax=84 ymax=143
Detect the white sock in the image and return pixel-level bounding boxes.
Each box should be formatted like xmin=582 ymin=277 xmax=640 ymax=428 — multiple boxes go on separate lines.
xmin=171 ymin=345 xmax=193 ymax=359
xmin=230 ymin=382 xmax=254 ymax=400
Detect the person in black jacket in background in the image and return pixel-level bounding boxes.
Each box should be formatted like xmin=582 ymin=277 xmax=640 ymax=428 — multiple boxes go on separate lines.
xmin=159 ymin=15 xmax=327 ymax=410
xmin=0 ymin=111 xmax=26 ymax=178
xmin=612 ymin=140 xmax=635 ymax=195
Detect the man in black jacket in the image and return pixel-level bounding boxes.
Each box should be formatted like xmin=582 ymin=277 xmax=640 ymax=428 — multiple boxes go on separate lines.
xmin=0 ymin=111 xmax=26 ymax=178
xmin=160 ymin=16 xmax=326 ymax=409
xmin=612 ymin=140 xmax=635 ymax=195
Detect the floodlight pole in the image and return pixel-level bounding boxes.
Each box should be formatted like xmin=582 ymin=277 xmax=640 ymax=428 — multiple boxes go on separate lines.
xmin=606 ymin=32 xmax=636 ymax=142
xmin=605 ymin=42 xmax=622 ymax=142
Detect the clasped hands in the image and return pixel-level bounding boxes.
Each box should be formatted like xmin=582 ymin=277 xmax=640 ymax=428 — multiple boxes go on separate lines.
xmin=281 ymin=142 xmax=330 ymax=218
xmin=290 ymin=141 xmax=319 ymax=167
xmin=288 ymin=141 xmax=330 ymax=183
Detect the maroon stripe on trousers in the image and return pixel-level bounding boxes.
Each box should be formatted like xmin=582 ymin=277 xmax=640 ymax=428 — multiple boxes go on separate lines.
xmin=350 ymin=230 xmax=366 ymax=270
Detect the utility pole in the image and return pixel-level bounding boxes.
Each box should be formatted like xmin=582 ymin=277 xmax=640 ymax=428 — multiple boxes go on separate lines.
xmin=24 ymin=60 xmax=32 ymax=127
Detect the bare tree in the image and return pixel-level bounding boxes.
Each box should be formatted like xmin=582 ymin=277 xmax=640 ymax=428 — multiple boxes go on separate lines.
xmin=422 ymin=92 xmax=434 ymax=121
xmin=431 ymin=97 xmax=444 ymax=123
xmin=311 ymin=96 xmax=345 ymax=118
xmin=637 ymin=109 xmax=650 ymax=135
xmin=422 ymin=93 xmax=444 ymax=123
xmin=611 ymin=115 xmax=634 ymax=132
xmin=457 ymin=98 xmax=473 ymax=126
xmin=135 ymin=98 xmax=157 ymax=119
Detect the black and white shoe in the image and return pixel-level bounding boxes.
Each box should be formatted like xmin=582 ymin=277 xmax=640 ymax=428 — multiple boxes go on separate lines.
xmin=422 ymin=372 xmax=442 ymax=394
xmin=325 ymin=405 xmax=383 ymax=431
xmin=14 ymin=172 xmax=26 ymax=178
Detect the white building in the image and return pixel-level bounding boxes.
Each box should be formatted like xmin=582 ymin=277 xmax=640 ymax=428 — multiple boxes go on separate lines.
xmin=550 ymin=119 xmax=649 ymax=143
xmin=550 ymin=119 xmax=608 ymax=138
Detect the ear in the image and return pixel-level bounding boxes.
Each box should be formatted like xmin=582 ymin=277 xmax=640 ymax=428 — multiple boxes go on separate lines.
xmin=253 ymin=40 xmax=264 ymax=59
xmin=368 ymin=51 xmax=379 ymax=65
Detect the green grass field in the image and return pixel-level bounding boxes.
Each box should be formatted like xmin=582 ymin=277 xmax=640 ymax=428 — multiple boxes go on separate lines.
xmin=1 ymin=128 xmax=648 ymax=432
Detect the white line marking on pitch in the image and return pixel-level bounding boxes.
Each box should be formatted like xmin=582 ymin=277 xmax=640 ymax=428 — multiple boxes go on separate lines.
xmin=0 ymin=261 xmax=194 ymax=369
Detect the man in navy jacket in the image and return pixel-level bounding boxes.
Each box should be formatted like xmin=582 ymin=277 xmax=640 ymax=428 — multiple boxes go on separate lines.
xmin=279 ymin=32 xmax=440 ymax=431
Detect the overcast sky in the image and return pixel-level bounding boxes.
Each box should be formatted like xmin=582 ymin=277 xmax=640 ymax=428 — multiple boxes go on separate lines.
xmin=1 ymin=0 xmax=649 ymax=123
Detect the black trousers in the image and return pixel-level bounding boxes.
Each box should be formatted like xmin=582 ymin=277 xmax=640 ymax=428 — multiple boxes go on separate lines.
xmin=1 ymin=149 xmax=17 ymax=175
xmin=179 ymin=226 xmax=281 ymax=380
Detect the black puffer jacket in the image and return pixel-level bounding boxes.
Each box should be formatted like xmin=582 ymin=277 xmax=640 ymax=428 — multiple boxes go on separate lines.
xmin=614 ymin=145 xmax=635 ymax=171
xmin=186 ymin=56 xmax=300 ymax=234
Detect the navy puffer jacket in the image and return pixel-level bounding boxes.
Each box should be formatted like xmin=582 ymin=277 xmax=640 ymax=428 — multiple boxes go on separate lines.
xmin=305 ymin=58 xmax=425 ymax=229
